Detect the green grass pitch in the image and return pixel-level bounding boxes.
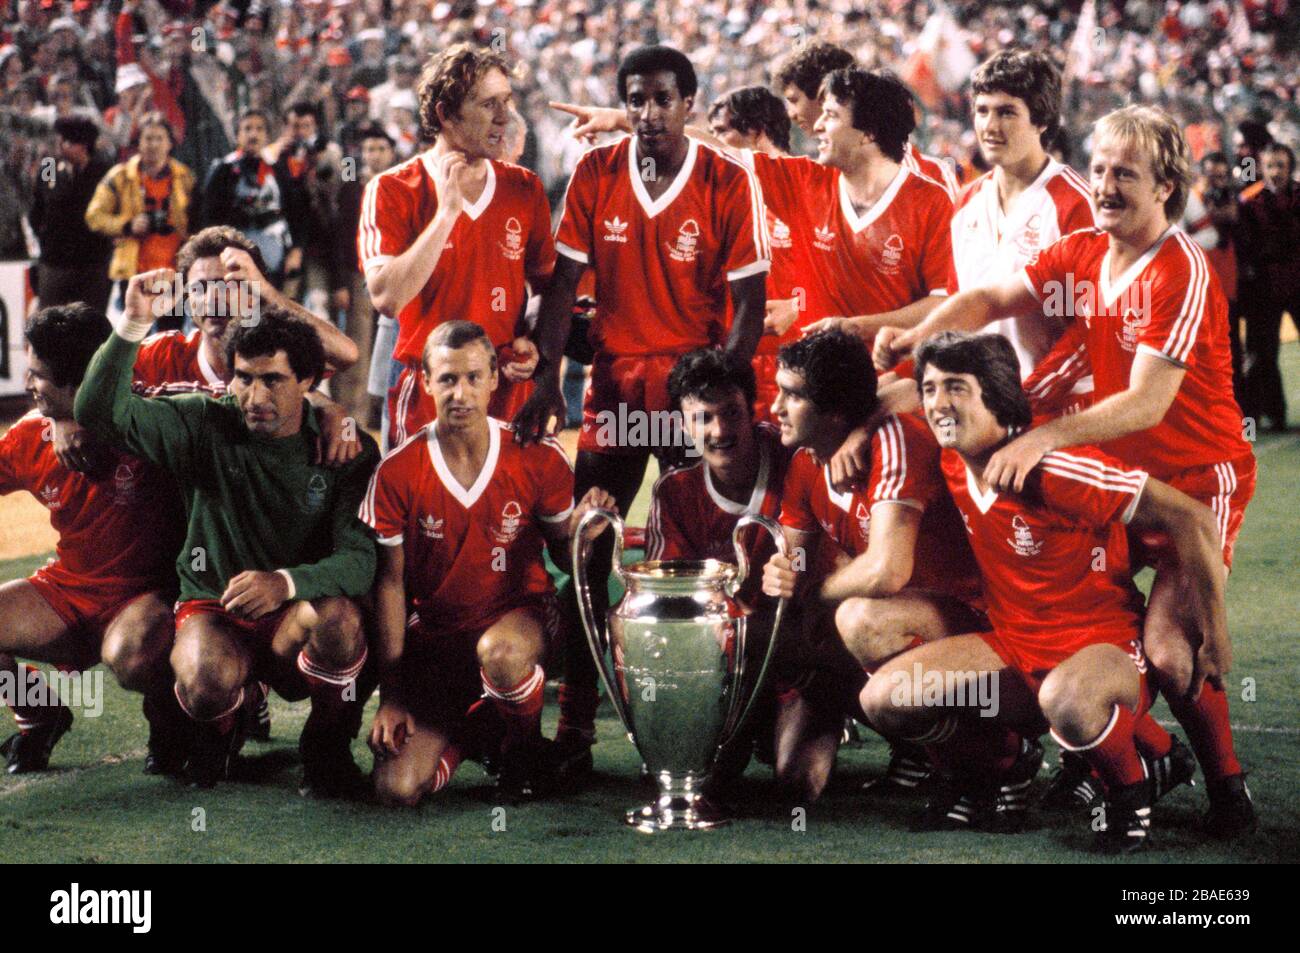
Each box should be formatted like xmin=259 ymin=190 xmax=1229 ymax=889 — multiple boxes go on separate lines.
xmin=2 ymin=349 xmax=1297 ymax=863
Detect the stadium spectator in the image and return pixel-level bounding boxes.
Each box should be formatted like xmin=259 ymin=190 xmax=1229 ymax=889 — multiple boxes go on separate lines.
xmin=1238 ymin=141 xmax=1300 ymax=433
xmin=199 ymin=107 xmax=298 ymax=283
xmin=85 ymin=111 xmax=196 ymax=328
xmin=1184 ymin=151 xmax=1245 ymax=401
xmin=334 ymin=123 xmax=396 ymax=422
xmin=30 ymin=114 xmax=113 ymax=311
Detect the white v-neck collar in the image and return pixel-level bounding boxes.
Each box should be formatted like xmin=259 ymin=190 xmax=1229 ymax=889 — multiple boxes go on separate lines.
xmin=428 ymin=418 xmax=501 ymax=508
xmin=823 ymin=464 xmax=853 ymax=512
xmin=421 ymin=151 xmax=496 ymax=221
xmin=964 ymin=462 xmax=998 ymax=515
xmin=1100 ymin=225 xmax=1175 ymax=310
xmin=629 ymin=135 xmax=697 ymax=219
xmin=704 ymin=435 xmax=771 ymax=516
xmin=989 ymin=158 xmax=1056 ymax=242
xmin=838 ymin=163 xmax=908 ymax=233
xmin=196 ymin=337 xmax=224 ymax=387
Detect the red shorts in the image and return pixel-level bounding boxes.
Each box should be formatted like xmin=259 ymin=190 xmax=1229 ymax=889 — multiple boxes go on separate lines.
xmin=1131 ymin=453 xmax=1256 ymax=570
xmin=388 ymin=351 xmax=533 ymax=447
xmin=752 ymin=352 xmax=780 ymax=426
xmin=977 ymin=629 xmax=1154 ymax=714
xmin=578 ymin=353 xmax=680 ymax=455
xmin=27 ymin=565 xmax=167 ymax=667
xmin=402 ymin=594 xmax=559 ymax=732
xmin=174 ymin=598 xmax=306 ymax=699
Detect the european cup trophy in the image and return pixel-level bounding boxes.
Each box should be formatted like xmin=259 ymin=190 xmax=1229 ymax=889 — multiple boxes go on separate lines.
xmin=573 ymin=508 xmax=788 ymax=832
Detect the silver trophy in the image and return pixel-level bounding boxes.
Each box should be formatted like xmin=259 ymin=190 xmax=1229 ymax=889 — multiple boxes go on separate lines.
xmin=573 ymin=508 xmax=787 ymax=832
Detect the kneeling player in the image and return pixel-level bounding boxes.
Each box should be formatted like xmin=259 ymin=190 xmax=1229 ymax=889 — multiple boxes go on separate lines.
xmin=362 ymin=321 xmax=612 ymax=805
xmin=1 ymin=304 xmax=180 ymax=772
xmin=861 ymin=332 xmax=1224 ymax=851
xmin=75 ymin=272 xmax=380 ymax=793
xmin=760 ymin=329 xmax=988 ymax=802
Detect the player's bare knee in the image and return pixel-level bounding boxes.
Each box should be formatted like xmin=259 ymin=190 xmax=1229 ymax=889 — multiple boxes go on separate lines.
xmin=175 ymin=664 xmax=242 ymax=720
xmin=1037 ymin=671 xmax=1097 ymax=741
xmin=476 ymin=631 xmax=532 ymax=683
xmin=374 ymin=769 xmax=426 ymax=809
xmin=101 ymin=633 xmax=151 ymax=691
xmin=307 ymin=598 xmax=364 ymax=667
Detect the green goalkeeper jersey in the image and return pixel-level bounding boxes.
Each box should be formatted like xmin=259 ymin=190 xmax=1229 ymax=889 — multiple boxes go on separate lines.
xmin=75 ymin=333 xmax=378 ymax=603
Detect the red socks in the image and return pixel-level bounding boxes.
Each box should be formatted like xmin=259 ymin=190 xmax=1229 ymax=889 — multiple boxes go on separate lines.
xmin=483 ymin=665 xmax=545 ymax=749
xmin=430 ymin=745 xmax=463 ymax=794
xmin=1053 ymin=704 xmax=1145 ymax=790
xmin=1166 ymin=681 xmax=1242 ymax=781
xmin=1133 ymin=711 xmax=1172 ymax=759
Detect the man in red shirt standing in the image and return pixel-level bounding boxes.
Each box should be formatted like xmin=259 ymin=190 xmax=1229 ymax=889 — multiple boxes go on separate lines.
xmin=1 ymin=304 xmax=181 ymax=773
xmin=878 ymin=106 xmax=1258 ymax=836
xmin=360 ymin=43 xmax=556 ymax=448
xmin=515 ymin=45 xmax=769 ymax=777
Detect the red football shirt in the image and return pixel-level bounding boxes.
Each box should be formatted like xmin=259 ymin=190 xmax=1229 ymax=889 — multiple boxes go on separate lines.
xmin=1021 ymin=226 xmax=1251 ymax=478
xmin=941 ymin=445 xmax=1147 ymax=671
xmin=905 ymin=142 xmax=961 ymax=202
xmin=778 ymin=412 xmax=979 ymax=601
xmin=359 ymin=154 xmax=557 ymax=364
xmin=741 ymin=152 xmax=824 ymax=355
xmin=133 ymin=330 xmax=226 ymax=393
xmin=646 ymin=422 xmax=790 ymax=562
xmin=359 ymin=418 xmax=574 ymax=637
xmin=0 ymin=412 xmax=181 ymax=591
xmin=555 ymin=135 xmax=769 ymax=356
xmin=748 ymin=153 xmax=953 ymax=332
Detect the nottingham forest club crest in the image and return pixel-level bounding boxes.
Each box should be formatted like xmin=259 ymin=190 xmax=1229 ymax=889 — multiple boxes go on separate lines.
xmin=112 ymin=462 xmax=138 ymax=507
xmin=301 ymin=473 xmax=328 ymax=514
xmin=499 ymin=216 xmax=524 ymax=260
xmin=1006 ymin=514 xmax=1043 ymax=557
xmin=493 ymin=500 xmax=524 ymax=544
xmin=667 ymin=219 xmax=700 ymax=262
xmin=877 ymin=233 xmax=904 ymax=275
xmin=855 ymin=501 xmax=871 ymax=542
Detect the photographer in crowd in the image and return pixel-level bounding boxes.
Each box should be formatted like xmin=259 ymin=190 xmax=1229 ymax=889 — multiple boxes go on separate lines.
xmin=85 ymin=110 xmax=195 ymax=329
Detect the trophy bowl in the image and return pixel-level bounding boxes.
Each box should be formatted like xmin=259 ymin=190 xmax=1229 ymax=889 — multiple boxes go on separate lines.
xmin=573 ymin=509 xmax=787 ymax=832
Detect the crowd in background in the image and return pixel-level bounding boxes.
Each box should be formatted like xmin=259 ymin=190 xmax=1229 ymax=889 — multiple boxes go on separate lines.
xmin=2 ymin=0 xmax=1298 ymax=428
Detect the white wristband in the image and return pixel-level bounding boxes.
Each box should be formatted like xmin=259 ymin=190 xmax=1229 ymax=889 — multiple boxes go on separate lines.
xmin=112 ymin=310 xmax=154 ymax=343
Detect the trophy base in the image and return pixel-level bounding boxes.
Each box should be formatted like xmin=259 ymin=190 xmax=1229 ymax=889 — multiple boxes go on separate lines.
xmin=625 ymin=794 xmax=731 ymax=832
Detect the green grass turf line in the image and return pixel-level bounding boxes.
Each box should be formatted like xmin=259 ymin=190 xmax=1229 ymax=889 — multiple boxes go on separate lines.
xmin=0 ymin=348 xmax=1296 ymax=862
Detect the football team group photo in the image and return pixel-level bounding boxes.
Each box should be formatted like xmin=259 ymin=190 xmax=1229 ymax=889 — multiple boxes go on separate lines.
xmin=0 ymin=0 xmax=1296 ymax=868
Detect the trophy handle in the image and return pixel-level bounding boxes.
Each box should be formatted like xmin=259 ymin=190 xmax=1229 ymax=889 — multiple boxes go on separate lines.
xmin=718 ymin=513 xmax=789 ymax=751
xmin=571 ymin=506 xmax=635 ymax=739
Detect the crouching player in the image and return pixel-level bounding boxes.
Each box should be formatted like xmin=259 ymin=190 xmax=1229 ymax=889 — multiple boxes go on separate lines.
xmin=75 ymin=271 xmax=380 ymax=794
xmin=1 ymin=304 xmax=181 ymax=772
xmin=862 ymin=332 xmax=1225 ymax=851
xmin=760 ymin=329 xmax=989 ymax=803
xmin=361 ymin=321 xmax=613 ymax=805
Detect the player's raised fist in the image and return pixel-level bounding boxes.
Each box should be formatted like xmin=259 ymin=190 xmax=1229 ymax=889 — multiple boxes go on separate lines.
xmin=120 ymin=269 xmax=179 ymax=341
xmin=761 ymin=552 xmax=799 ymax=600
